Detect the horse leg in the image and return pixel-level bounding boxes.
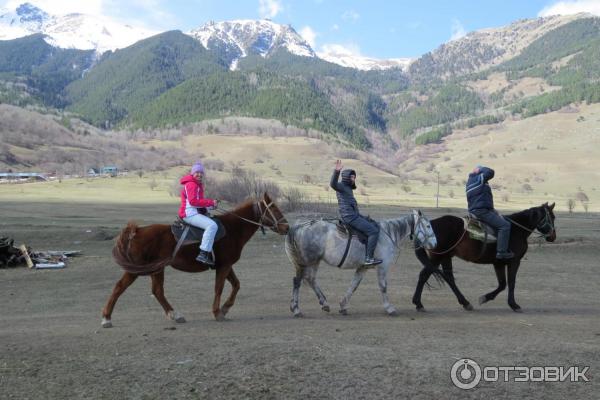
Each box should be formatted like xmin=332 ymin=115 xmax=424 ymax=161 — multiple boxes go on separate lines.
xmin=377 ymin=264 xmax=398 ymax=316
xmin=290 ymin=268 xmax=304 ymax=317
xmin=220 ymin=269 xmax=240 ymax=317
xmin=101 ymin=272 xmax=138 ymax=328
xmin=339 ymin=268 xmax=365 ymax=315
xmin=507 ymin=259 xmax=522 ymax=312
xmin=411 ymin=248 xmax=439 ymax=312
xmin=479 ymin=262 xmax=507 ymax=305
xmin=440 ymin=258 xmax=473 ymax=311
xmin=212 ymin=266 xmax=231 ymax=321
xmin=304 ymin=266 xmax=330 ymax=313
xmin=150 ymin=270 xmax=185 ymax=323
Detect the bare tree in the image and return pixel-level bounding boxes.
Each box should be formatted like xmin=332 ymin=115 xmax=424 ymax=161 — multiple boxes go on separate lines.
xmin=567 ymin=199 xmax=576 ymax=213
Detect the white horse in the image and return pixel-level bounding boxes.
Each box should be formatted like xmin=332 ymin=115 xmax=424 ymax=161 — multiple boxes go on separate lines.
xmin=284 ymin=210 xmax=437 ymax=317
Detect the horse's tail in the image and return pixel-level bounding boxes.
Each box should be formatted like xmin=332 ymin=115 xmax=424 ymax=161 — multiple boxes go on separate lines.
xmin=112 ymin=221 xmax=169 ymax=276
xmin=284 ymin=225 xmax=305 ymax=272
xmin=415 ymin=247 xmax=446 ymax=288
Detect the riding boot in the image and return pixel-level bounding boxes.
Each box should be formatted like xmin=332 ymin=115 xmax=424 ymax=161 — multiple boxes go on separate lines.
xmin=495 ymin=222 xmax=514 ymax=259
xmin=363 ymin=256 xmax=383 ymax=267
xmin=196 ymin=250 xmax=216 ymax=268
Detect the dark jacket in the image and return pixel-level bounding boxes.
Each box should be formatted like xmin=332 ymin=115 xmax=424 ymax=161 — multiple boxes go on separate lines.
xmin=330 ymin=169 xmax=359 ymax=222
xmin=466 ymin=167 xmax=495 ymax=212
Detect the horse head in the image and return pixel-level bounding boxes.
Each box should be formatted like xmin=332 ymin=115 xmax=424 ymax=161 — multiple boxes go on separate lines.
xmin=259 ymin=192 xmax=289 ymax=235
xmin=538 ymin=202 xmax=556 ymax=242
xmin=412 ymin=209 xmax=437 ymax=249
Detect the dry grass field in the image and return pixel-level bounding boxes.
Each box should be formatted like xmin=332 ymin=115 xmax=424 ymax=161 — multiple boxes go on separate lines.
xmin=0 ymin=201 xmax=598 ymax=399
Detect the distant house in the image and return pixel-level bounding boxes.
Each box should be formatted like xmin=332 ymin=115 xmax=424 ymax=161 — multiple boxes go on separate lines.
xmin=100 ymin=166 xmax=118 ymax=176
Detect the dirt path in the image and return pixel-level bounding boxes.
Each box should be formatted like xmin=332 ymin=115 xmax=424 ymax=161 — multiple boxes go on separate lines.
xmin=1 ymin=203 xmax=598 ymax=399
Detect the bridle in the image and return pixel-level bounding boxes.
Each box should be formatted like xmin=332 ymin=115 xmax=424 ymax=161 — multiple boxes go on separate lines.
xmin=216 ymin=199 xmax=288 ymax=234
xmin=505 ymin=207 xmax=555 ymax=238
xmin=412 ymin=213 xmax=437 ymax=251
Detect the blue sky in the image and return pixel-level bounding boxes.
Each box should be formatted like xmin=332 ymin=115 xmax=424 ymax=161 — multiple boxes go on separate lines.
xmin=4 ymin=0 xmax=600 ymax=58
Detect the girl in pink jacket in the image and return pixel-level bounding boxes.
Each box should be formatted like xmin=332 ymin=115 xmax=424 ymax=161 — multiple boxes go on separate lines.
xmin=179 ymin=162 xmax=219 ymax=266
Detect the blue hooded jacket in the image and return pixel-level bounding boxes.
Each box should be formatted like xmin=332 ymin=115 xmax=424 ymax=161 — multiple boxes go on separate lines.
xmin=466 ymin=166 xmax=495 ymax=212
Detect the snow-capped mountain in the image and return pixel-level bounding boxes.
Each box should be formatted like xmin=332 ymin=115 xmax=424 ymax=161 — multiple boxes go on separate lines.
xmin=188 ymin=19 xmax=315 ymax=70
xmin=0 ymin=2 xmax=156 ymax=53
xmin=317 ymin=45 xmax=412 ymax=71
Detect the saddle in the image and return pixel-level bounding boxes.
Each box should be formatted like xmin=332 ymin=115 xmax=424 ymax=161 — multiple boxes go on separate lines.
xmin=171 ymin=217 xmax=227 ymax=245
xmin=335 ymin=220 xmax=368 ymax=245
xmin=334 ymin=219 xmax=377 ymax=268
xmin=463 ymin=215 xmax=497 ymax=243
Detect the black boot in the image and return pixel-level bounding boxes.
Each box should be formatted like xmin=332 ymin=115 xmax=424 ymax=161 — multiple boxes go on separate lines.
xmin=496 ymin=250 xmax=514 ymax=259
xmin=196 ymin=250 xmax=215 ymax=268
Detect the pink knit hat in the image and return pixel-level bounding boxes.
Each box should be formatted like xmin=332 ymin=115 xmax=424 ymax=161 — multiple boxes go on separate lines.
xmin=191 ymin=161 xmax=204 ymax=174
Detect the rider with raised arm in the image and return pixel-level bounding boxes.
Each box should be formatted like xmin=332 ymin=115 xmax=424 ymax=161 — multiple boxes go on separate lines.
xmin=330 ymin=160 xmax=382 ymax=267
xmin=179 ymin=161 xmax=219 ymax=266
xmin=466 ymin=165 xmax=514 ymax=259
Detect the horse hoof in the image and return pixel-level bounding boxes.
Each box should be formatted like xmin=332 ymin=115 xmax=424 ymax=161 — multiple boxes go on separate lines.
xmin=478 ymin=295 xmax=488 ymax=305
xmin=511 ymin=306 xmax=523 ymax=313
xmin=168 ymin=311 xmax=186 ymax=323
xmin=293 ymin=312 xmax=304 ymax=318
xmin=387 ymin=309 xmax=399 ymax=317
xmin=101 ymin=318 xmax=112 ymax=328
xmin=339 ymin=309 xmax=348 ymax=316
xmin=322 ymin=305 xmax=331 ymax=313
xmin=215 ymin=312 xmax=227 ymax=321
xmin=463 ymin=303 xmax=474 ymax=311
xmin=416 ymin=307 xmax=426 ymax=313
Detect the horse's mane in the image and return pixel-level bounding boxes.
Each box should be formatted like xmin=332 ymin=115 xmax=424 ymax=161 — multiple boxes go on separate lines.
xmin=507 ymin=206 xmax=539 ymax=222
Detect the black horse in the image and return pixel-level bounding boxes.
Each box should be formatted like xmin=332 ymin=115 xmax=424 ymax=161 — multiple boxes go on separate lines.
xmin=412 ymin=202 xmax=556 ymax=312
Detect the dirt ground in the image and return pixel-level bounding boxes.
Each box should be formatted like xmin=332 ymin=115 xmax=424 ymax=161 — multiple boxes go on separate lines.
xmin=1 ymin=202 xmax=599 ymax=399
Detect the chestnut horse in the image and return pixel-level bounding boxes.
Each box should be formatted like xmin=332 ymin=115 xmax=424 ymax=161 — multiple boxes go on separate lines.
xmin=101 ymin=193 xmax=289 ymax=328
xmin=412 ymin=203 xmax=556 ymax=312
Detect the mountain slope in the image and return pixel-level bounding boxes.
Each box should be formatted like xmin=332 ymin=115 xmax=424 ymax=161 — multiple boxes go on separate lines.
xmin=0 ymin=33 xmax=94 ymax=106
xmin=408 ymin=13 xmax=586 ymax=82
xmin=66 ymin=31 xmax=226 ymax=127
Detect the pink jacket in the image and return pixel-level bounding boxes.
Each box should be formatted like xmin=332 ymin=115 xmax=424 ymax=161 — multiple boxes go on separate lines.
xmin=179 ymin=174 xmax=216 ymax=218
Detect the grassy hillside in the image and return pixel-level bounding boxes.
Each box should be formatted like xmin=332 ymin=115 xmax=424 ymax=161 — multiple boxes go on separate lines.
xmin=66 ymin=30 xmax=226 ymax=127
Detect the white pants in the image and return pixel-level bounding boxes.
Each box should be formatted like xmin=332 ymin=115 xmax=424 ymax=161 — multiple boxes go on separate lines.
xmin=183 ymin=214 xmax=218 ymax=252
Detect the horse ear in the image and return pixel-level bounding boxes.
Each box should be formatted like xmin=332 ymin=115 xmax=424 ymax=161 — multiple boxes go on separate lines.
xmin=550 ymin=202 xmax=555 ymax=210
xmin=263 ymin=192 xmax=271 ymax=202
xmin=418 ymin=209 xmax=423 ymax=216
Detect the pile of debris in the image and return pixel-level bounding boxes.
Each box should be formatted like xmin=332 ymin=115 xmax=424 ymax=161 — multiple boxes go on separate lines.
xmin=0 ymin=236 xmax=80 ymax=269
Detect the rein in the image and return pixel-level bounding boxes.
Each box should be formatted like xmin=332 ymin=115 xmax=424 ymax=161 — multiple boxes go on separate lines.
xmin=426 ymin=228 xmax=467 ymax=255
xmin=505 ymin=208 xmax=554 ymax=239
xmin=214 ymin=199 xmax=287 ymax=233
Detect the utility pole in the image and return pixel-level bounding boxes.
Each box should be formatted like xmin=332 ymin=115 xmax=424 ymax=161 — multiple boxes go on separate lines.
xmin=435 ymin=170 xmax=440 ymax=208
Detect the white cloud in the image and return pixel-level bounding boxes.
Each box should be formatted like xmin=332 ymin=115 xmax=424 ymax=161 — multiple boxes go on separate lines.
xmin=3 ymin=0 xmax=103 ymax=15
xmin=258 ymin=0 xmax=282 ymax=19
xmin=538 ymin=0 xmax=600 ymax=16
xmin=299 ymin=26 xmax=317 ymax=48
xmin=331 ymin=23 xmax=339 ymax=31
xmin=450 ymin=18 xmax=467 ymax=41
xmin=341 ymin=10 xmax=360 ymax=22
xmin=319 ymin=43 xmax=362 ymax=57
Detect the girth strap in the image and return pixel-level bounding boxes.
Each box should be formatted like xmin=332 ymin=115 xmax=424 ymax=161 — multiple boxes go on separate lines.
xmin=171 ymin=225 xmax=190 ymax=259
xmin=337 ymin=233 xmax=353 ymax=268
